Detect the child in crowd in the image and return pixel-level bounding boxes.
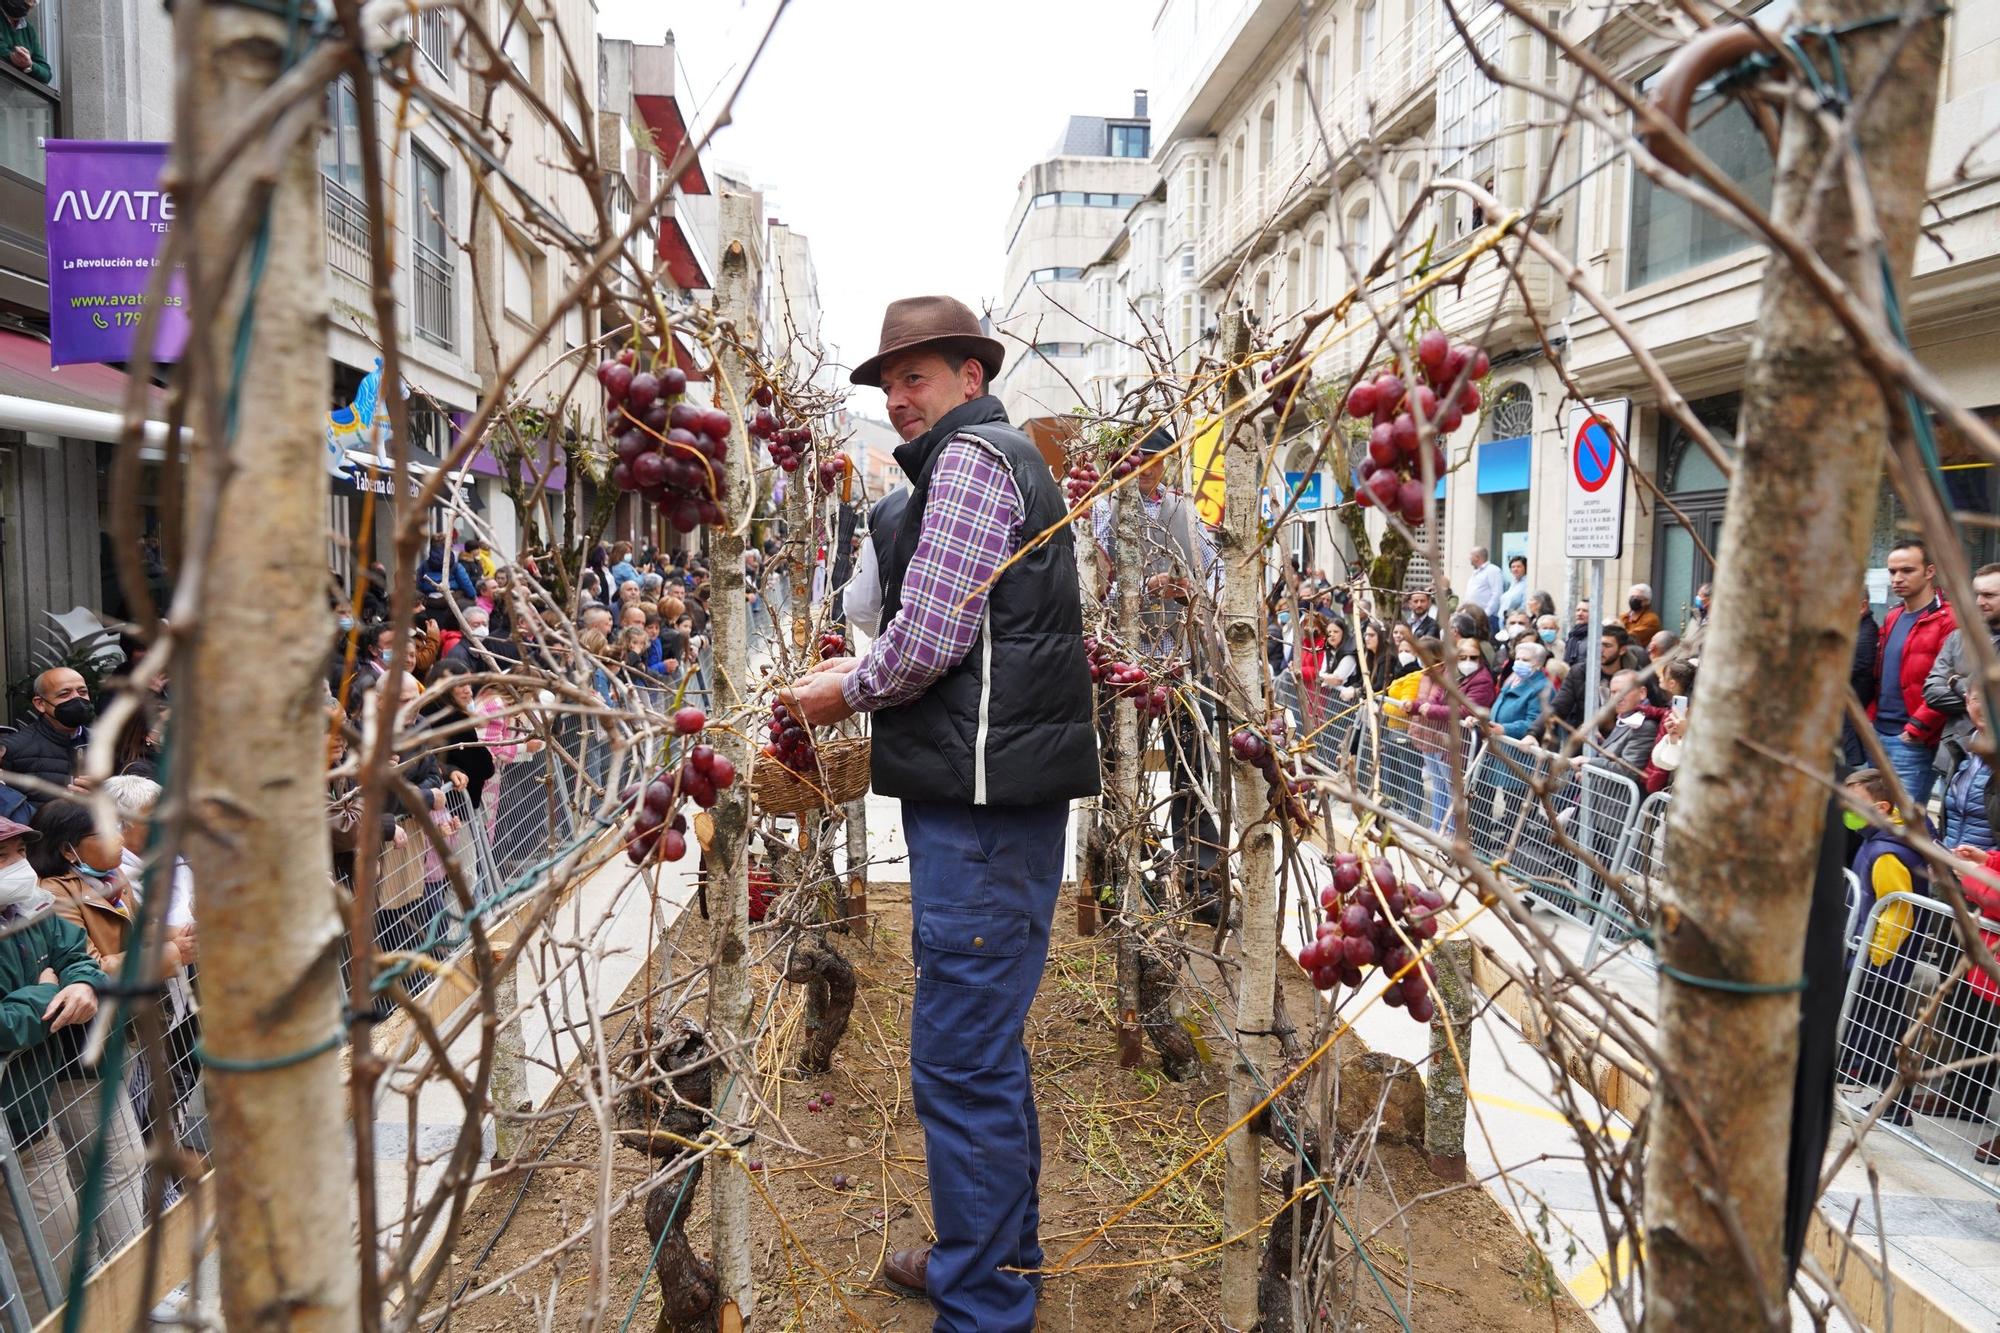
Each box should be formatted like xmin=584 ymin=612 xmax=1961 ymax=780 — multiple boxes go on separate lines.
xmin=1840 ymin=767 xmax=1936 ymax=1095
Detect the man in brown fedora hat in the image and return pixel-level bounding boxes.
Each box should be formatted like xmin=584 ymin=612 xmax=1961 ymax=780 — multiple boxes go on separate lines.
xmin=785 ymin=295 xmax=1098 ymax=1330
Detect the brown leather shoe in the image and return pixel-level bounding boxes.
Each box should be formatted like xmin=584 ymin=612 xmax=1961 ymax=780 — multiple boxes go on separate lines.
xmin=1901 ymin=1090 xmax=1987 ymax=1121
xmin=882 ymin=1246 xmax=930 ymax=1294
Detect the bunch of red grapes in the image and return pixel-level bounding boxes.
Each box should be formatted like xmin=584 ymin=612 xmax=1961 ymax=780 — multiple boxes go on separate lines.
xmin=815 ymin=454 xmax=851 ymax=492
xmin=1260 ymin=347 xmax=1313 ymax=412
xmin=1063 ymin=451 xmax=1101 ymax=507
xmin=747 ymin=386 xmax=812 ymax=472
xmin=598 ymin=351 xmax=728 ymax=536
xmin=1343 ymin=330 xmax=1491 ymax=527
xmin=1083 ymin=636 xmax=1175 ymax=718
xmin=622 ymin=706 xmax=738 ymax=866
xmin=817 ymin=630 xmax=847 ymax=661
xmin=764 ymin=699 xmax=817 ymax=772
xmin=1229 ymin=726 xmax=1313 ymax=832
xmin=1297 ymin=851 xmax=1447 ymax=1023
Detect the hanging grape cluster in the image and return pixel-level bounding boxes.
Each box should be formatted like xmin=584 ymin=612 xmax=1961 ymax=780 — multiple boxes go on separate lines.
xmin=1346 ymin=331 xmax=1490 ymax=526
xmin=1229 ymin=724 xmax=1314 ymax=833
xmin=1085 ymin=636 xmax=1178 ymax=719
xmin=622 ymin=707 xmax=738 ymax=866
xmin=1297 ymin=851 xmax=1448 ymax=1023
xmin=599 ymin=353 xmax=728 ymax=535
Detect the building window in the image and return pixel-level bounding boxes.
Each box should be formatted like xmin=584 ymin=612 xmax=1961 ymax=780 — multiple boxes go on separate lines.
xmin=503 ymin=230 xmax=535 ymax=323
xmin=1232 ymin=135 xmax=1245 ymax=196
xmin=1284 ymin=251 xmax=1302 ymax=320
xmin=1029 ymin=267 xmax=1084 ymax=285
xmin=1478 ymin=384 xmax=1534 ymax=565
xmin=1398 ymin=162 xmax=1423 ymax=218
xmin=1357 ymin=1 xmax=1379 ymax=78
xmin=319 ymin=78 xmax=369 ymax=280
xmin=1306 ymin=231 xmax=1326 ymax=305
xmin=320 ymin=76 xmax=364 ymax=193
xmin=1179 ymin=157 xmax=1210 ymax=238
xmin=1180 ymin=249 xmax=1196 ymax=279
xmin=1345 ymin=198 xmax=1372 ymax=273
xmin=501 ymin=8 xmax=534 ymax=83
xmin=415 ymin=8 xmax=451 ymax=75
xmin=560 ymin=76 xmax=587 ymax=144
xmin=1437 ymin=19 xmax=1502 ymax=238
xmin=412 ymin=147 xmax=453 ymax=348
xmin=1258 ymin=102 xmax=1276 ymax=171
xmin=1312 ymin=35 xmax=1332 ymax=98
xmin=1291 ymin=73 xmax=1309 ymax=139
xmin=1626 ymin=75 xmax=1775 ymax=288
xmin=1032 ymin=342 xmax=1086 ymax=358
xmin=1109 ymin=123 xmax=1150 ymax=158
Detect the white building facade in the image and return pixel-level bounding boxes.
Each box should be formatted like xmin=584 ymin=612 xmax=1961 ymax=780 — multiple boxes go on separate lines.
xmin=1141 ymin=0 xmax=1999 ymax=628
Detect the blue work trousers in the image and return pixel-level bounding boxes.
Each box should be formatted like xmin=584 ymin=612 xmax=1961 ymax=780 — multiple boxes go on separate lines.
xmin=1875 ymin=730 xmax=1939 ymax=807
xmin=903 ymin=798 xmax=1068 ymax=1333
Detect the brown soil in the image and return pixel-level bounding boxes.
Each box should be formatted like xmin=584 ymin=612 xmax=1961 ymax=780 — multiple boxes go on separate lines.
xmin=436 ymin=887 xmax=1593 ymax=1332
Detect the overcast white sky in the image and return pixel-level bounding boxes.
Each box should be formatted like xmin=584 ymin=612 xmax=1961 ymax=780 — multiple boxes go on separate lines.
xmin=598 ymin=0 xmax=1153 ymax=416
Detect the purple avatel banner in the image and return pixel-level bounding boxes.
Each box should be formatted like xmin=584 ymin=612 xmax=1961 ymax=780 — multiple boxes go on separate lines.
xmin=44 ymin=141 xmax=189 ymax=367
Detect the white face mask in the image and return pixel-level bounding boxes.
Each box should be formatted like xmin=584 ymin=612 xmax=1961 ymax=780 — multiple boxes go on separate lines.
xmin=1456 ymin=659 xmax=1479 ymax=677
xmin=468 ymin=625 xmax=489 ymax=638
xmin=1398 ymin=652 xmax=1417 ymax=667
xmin=0 ymin=856 xmax=46 ymax=914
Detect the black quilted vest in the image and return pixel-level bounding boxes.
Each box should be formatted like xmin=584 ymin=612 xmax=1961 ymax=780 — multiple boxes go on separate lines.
xmin=872 ymin=397 xmax=1099 ymax=806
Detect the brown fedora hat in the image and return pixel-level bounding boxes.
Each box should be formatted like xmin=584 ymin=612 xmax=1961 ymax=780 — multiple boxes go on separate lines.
xmin=849 ymin=295 xmax=1006 ymax=389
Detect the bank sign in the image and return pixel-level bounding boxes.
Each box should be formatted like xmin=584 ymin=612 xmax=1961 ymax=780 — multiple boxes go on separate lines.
xmin=44 ymin=141 xmax=189 ymax=367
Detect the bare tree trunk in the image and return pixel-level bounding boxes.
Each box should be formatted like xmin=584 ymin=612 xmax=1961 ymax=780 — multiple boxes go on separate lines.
xmin=1112 ymin=483 xmax=1144 ymax=1068
xmin=178 ymin=6 xmax=359 ymax=1327
xmin=1217 ymin=313 xmax=1277 ymax=1327
xmin=1644 ymin=8 xmax=1945 ymax=1327
xmin=489 ymin=958 xmax=528 ymax=1164
xmin=703 ymin=190 xmax=761 ymax=1323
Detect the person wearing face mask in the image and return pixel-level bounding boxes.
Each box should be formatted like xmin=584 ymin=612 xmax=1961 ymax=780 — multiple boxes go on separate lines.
xmin=0 ymin=669 xmax=96 ymax=814
xmin=1492 ymin=642 xmax=1552 ymax=742
xmin=1534 ymin=614 xmax=1562 ymax=652
xmin=1408 ymin=638 xmax=1489 ymax=832
xmin=26 ymin=799 xmax=158 ymax=1258
xmin=0 ymin=814 xmax=113 ymax=1320
xmin=1621 ymin=583 xmax=1663 ymax=649
xmin=1381 ymin=623 xmax=1425 ymax=728
xmin=1589 ymin=670 xmax=1661 ymax=780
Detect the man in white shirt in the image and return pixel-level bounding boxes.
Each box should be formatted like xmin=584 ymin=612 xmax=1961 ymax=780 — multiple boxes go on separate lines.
xmin=1465 ymin=546 xmax=1504 ymax=620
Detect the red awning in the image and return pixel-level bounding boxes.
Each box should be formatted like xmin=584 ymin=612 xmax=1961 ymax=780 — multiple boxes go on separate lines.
xmin=0 ymin=329 xmax=163 ymax=415
xmin=659 ymin=215 xmax=711 ymax=292
xmin=634 ymin=93 xmax=711 ymax=195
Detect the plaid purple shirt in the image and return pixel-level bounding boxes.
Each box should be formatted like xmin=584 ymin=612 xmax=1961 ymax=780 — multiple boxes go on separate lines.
xmin=842 ymin=436 xmax=1023 ymax=713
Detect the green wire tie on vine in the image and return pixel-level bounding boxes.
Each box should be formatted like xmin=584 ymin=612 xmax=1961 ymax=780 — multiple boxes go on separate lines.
xmin=1628 ymin=928 xmax=1808 ymax=995
xmin=195 ymin=1027 xmax=347 ymax=1073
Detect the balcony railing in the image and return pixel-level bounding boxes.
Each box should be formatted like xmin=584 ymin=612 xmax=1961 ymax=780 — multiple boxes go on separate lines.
xmin=415 ymin=9 xmax=451 ymax=75
xmin=323 ymin=175 xmax=371 ymax=284
xmin=413 ymin=238 xmax=454 ymax=348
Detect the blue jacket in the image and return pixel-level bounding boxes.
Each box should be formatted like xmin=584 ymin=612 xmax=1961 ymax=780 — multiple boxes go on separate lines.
xmin=420 ymin=549 xmax=478 ymax=603
xmin=1492 ymin=670 xmax=1549 ymax=740
xmin=608 ymin=560 xmax=639 ymax=593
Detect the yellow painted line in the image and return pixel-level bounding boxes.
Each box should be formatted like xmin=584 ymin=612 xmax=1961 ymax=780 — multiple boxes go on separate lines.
xmin=1567 ymin=1234 xmax=1639 ymax=1306
xmin=1469 ymin=1089 xmax=1632 ymax=1141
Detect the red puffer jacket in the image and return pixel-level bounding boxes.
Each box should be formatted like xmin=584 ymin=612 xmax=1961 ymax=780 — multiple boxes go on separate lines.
xmin=1869 ymin=599 xmax=1958 ymax=747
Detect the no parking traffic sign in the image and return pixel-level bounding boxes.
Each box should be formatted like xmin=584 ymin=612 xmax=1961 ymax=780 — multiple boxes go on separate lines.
xmin=1564 ymin=400 xmax=1630 ymax=558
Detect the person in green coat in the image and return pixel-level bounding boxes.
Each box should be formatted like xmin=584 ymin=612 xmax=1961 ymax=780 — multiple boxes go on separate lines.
xmin=0 ymin=815 xmax=108 ymax=1318
xmin=2 ymin=0 xmax=51 ymax=84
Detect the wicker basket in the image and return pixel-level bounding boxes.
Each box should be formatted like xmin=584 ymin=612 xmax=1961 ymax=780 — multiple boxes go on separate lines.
xmin=750 ymin=735 xmax=871 ymax=816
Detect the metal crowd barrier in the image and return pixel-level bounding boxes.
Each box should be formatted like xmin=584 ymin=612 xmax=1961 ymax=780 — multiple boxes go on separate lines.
xmin=1462 ymin=735 xmax=1644 ymax=937
xmin=1836 ymin=890 xmax=2000 ymax=1200
xmin=0 ymin=953 xmax=204 ymax=1328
